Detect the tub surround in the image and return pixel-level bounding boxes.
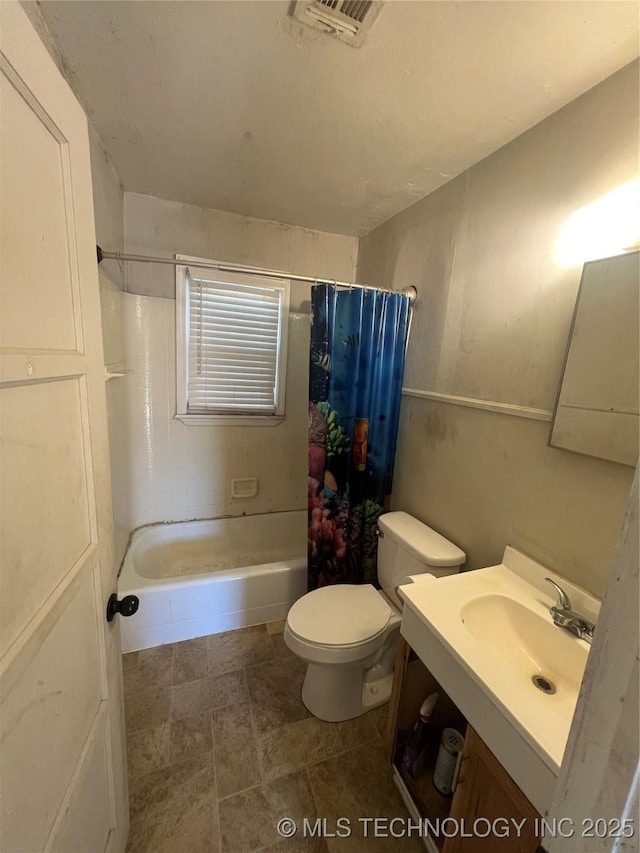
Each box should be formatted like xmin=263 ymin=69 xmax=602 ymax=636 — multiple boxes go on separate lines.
xmin=116 ymin=293 xmax=311 ymax=529
xmin=100 ymin=275 xmax=130 ymax=566
xmin=100 ymin=193 xmax=357 ymax=547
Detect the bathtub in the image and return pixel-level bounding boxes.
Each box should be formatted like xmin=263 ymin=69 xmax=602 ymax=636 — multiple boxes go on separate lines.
xmin=117 ymin=510 xmax=307 ymax=651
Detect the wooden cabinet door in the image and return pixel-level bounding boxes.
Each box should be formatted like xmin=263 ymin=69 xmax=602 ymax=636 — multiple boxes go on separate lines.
xmin=442 ymin=727 xmax=540 ymax=853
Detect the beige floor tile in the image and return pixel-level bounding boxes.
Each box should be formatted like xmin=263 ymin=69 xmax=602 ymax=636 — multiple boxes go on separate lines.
xmin=173 ymin=637 xmax=210 ymax=684
xmin=257 ymin=839 xmax=328 ymax=853
xmin=367 ymin=704 xmax=389 ymax=741
xmin=127 ymin=723 xmax=170 ymax=780
xmin=337 ymin=713 xmax=380 ymax=751
xmin=245 ymin=657 xmax=310 ymax=735
xmin=124 ymin=645 xmax=174 ymax=693
xmin=171 ymin=669 xmax=248 ymax=721
xmin=307 ymin=744 xmax=423 ymax=851
xmin=218 ymin=771 xmax=320 ymax=853
xmin=265 ymin=619 xmax=295 ymax=659
xmin=169 ymin=711 xmax=214 ymax=764
xmin=208 ymin=625 xmax=275 ymax=676
xmin=213 ymin=703 xmax=261 ymax=798
xmin=122 ymin=650 xmax=139 ymax=678
xmin=270 ymin=633 xmax=296 ymax=660
xmin=258 ymin=717 xmax=344 ymax=782
xmin=127 ymin=754 xmax=219 ymax=853
xmin=123 ymin=626 xmax=404 ymax=853
xmin=125 ymin=682 xmax=172 ymax=735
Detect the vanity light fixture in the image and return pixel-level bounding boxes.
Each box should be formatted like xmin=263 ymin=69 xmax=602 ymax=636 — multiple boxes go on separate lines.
xmin=557 ymin=178 xmax=640 ymax=265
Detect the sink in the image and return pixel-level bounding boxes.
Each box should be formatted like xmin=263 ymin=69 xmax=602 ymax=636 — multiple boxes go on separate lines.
xmin=461 ymin=593 xmax=588 ymax=700
xmin=399 ymin=546 xmax=600 ymax=813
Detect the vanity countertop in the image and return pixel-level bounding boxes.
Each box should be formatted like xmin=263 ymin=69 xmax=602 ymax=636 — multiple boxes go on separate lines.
xmin=398 ymin=546 xmax=599 ymax=814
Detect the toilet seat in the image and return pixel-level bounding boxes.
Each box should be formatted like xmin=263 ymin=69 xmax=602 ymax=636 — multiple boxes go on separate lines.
xmin=286 ymin=584 xmax=392 ymax=647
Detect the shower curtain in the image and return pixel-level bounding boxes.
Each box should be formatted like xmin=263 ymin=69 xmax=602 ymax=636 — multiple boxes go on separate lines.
xmin=307 ymin=284 xmax=411 ymax=590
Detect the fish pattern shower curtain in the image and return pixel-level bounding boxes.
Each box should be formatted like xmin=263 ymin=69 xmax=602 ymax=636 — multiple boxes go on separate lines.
xmin=307 ymin=284 xmax=411 ymax=589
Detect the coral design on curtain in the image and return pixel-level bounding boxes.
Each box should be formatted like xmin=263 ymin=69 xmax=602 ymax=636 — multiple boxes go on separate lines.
xmin=308 ymin=284 xmax=411 ymax=590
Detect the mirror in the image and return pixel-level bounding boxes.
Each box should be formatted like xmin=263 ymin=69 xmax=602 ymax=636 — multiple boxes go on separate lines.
xmin=549 ymin=250 xmax=639 ymax=467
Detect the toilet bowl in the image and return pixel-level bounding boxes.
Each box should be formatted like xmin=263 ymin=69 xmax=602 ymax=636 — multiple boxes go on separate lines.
xmin=284 ymin=512 xmax=466 ymax=722
xmin=284 ymin=583 xmax=401 ymax=721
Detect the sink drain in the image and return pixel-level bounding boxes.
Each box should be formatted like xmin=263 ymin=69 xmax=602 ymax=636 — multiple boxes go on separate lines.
xmin=532 ymin=674 xmax=556 ymax=695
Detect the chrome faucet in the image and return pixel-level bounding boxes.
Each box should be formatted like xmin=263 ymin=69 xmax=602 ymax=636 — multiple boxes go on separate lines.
xmin=544 ymin=578 xmax=595 ymax=644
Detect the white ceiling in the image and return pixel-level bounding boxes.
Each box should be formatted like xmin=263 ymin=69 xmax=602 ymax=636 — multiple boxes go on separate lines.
xmin=38 ymin=1 xmax=639 ymax=237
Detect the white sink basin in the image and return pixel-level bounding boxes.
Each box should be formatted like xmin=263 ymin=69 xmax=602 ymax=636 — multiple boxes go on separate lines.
xmin=461 ymin=593 xmax=588 ymax=700
xmin=399 ymin=546 xmax=600 ymax=813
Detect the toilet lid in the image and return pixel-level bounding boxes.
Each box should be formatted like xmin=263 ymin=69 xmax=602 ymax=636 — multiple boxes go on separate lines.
xmin=287 ymin=584 xmax=391 ymax=646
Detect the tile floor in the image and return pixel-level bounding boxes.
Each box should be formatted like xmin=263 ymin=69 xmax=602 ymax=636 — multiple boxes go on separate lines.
xmin=123 ymin=622 xmax=423 ymax=852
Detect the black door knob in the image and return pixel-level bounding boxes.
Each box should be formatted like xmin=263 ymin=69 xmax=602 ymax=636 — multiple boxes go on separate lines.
xmin=106 ymin=593 xmax=139 ymax=622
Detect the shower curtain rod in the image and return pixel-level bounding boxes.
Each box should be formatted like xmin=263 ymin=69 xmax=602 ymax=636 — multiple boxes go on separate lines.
xmin=96 ymin=246 xmax=418 ymax=305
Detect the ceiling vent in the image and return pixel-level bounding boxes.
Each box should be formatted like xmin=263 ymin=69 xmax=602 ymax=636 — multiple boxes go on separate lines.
xmin=292 ymin=1 xmax=384 ymax=47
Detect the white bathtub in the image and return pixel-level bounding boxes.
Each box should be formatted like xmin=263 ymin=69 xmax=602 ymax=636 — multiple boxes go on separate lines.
xmin=117 ymin=510 xmax=307 ymax=651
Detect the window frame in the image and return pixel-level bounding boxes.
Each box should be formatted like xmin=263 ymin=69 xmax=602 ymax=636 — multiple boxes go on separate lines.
xmin=175 ymin=255 xmax=290 ymax=426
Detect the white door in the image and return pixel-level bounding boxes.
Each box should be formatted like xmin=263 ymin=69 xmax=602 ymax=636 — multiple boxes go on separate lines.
xmin=0 ymin=5 xmax=128 ymax=852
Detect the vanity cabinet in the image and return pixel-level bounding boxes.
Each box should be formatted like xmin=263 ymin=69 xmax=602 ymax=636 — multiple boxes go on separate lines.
xmin=387 ymin=636 xmax=541 ymax=853
xmin=443 ymin=726 xmax=540 ymax=852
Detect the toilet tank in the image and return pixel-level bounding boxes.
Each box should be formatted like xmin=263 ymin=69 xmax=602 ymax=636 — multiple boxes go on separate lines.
xmin=377 ymin=511 xmax=465 ymax=606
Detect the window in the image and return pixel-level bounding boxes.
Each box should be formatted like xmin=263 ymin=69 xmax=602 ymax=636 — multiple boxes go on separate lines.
xmin=176 ymin=256 xmax=290 ymax=425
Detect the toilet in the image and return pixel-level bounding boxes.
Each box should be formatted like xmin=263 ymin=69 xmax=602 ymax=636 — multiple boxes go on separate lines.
xmin=284 ymin=511 xmax=465 ymax=722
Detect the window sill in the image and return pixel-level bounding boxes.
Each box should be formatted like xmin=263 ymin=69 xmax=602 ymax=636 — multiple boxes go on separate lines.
xmin=174 ymin=413 xmax=285 ymax=427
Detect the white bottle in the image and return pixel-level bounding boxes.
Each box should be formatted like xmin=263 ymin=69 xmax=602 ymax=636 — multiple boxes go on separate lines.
xmin=433 ymin=727 xmax=465 ymax=795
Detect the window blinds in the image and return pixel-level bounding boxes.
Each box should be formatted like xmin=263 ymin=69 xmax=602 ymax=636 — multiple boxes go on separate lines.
xmin=187 ymin=273 xmax=286 ymax=415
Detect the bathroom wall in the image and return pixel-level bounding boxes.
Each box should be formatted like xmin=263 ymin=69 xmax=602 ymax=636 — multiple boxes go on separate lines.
xmin=116 ymin=193 xmax=358 ymax=529
xmin=357 ymin=61 xmax=638 ymax=598
xmin=90 ymin=124 xmax=125 ymax=290
xmin=124 ymin=192 xmax=357 ymax=307
xmin=88 ymin=125 xmax=130 ymax=564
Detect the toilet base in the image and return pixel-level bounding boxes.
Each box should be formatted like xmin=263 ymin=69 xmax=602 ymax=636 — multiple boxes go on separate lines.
xmin=362 ymin=672 xmax=394 ymax=713
xmin=301 ymin=659 xmax=394 ymax=722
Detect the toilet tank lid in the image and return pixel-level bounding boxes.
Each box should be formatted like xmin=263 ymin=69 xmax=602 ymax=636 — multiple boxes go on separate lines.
xmin=377 ymin=512 xmax=466 ymax=567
